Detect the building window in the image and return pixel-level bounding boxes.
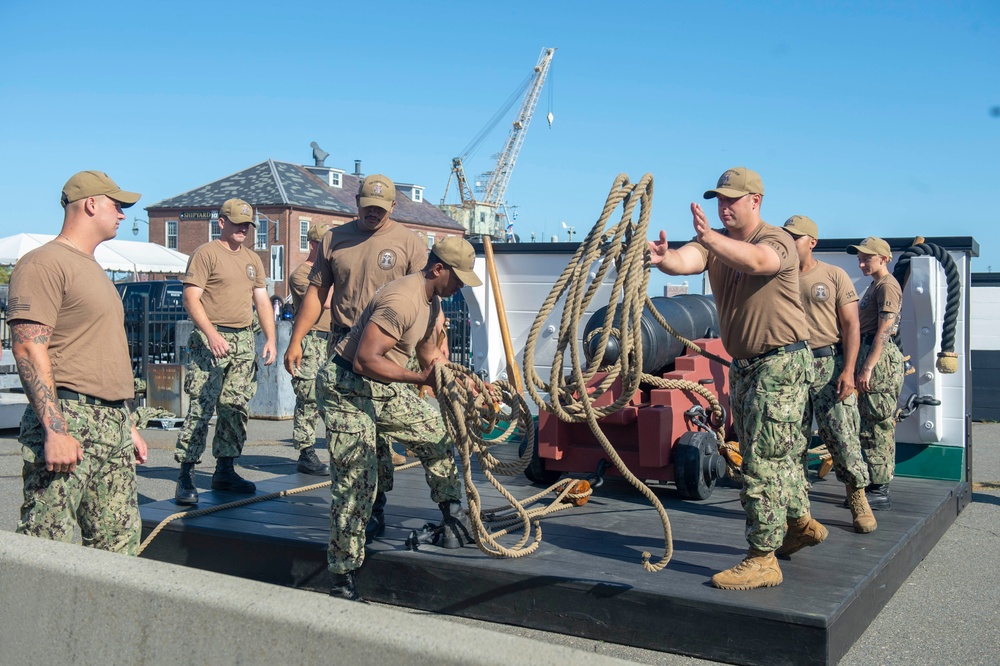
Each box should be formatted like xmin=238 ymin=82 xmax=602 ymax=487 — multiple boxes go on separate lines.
xmin=299 ymin=218 xmax=311 ymax=252
xmin=271 ymin=245 xmax=284 ymax=282
xmin=165 ymin=220 xmax=178 ymax=250
xmin=426 ymin=233 xmax=435 ymax=249
xmin=210 ymin=220 xmax=221 ymax=242
xmin=330 ymin=172 xmax=341 ymax=188
xmin=256 ymin=219 xmax=268 ymax=250
xmin=413 ymin=188 xmax=423 ymax=203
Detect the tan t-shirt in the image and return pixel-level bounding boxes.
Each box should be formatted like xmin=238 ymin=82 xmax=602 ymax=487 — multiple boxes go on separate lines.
xmin=309 ymin=220 xmax=427 ymax=331
xmin=798 ymin=261 xmax=858 ymax=348
xmin=338 ymin=273 xmax=436 ymax=369
xmin=183 ymin=241 xmax=266 ymax=328
xmin=289 ymin=261 xmax=330 ymax=333
xmin=687 ymin=221 xmax=809 ymax=359
xmin=858 ymin=273 xmax=902 ymax=335
xmin=8 ymin=242 xmax=134 ymax=401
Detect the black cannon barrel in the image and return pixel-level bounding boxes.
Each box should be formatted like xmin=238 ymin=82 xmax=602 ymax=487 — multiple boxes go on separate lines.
xmin=583 ymin=294 xmax=719 ymax=376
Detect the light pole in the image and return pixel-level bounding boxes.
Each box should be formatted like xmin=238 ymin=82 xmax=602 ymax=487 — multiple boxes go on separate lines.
xmin=131 ymin=217 xmax=148 ymax=236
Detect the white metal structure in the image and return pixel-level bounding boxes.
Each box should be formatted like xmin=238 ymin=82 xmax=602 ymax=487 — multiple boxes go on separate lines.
xmin=440 ymin=48 xmax=555 ymax=239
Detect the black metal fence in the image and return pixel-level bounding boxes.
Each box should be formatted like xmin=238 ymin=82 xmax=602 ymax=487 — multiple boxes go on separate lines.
xmin=442 ymin=290 xmax=474 ymax=371
xmin=0 ymin=304 xmax=10 ymax=351
xmin=121 ymin=290 xmax=474 ymax=380
xmin=122 ymin=294 xmax=188 ymax=378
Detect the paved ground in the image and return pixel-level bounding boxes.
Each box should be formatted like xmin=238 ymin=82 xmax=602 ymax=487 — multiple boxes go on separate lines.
xmin=2 ymin=420 xmax=998 ymax=665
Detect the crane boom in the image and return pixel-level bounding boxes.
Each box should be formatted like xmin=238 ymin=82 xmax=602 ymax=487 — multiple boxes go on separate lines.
xmin=481 ymin=47 xmax=555 ymax=209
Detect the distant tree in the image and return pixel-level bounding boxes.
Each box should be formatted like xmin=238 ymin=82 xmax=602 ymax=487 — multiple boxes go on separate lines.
xmin=0 ymin=265 xmax=10 ymax=284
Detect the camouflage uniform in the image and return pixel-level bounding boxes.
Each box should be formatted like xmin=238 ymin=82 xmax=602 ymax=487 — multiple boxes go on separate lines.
xmin=17 ymin=400 xmax=139 ymax=554
xmin=175 ymin=328 xmax=258 ymax=463
xmin=730 ymin=347 xmax=813 ymax=552
xmin=799 ymin=354 xmax=870 ymax=490
xmin=318 ymin=362 xmax=461 ymax=574
xmin=857 ymin=340 xmax=904 ymax=484
xmin=291 ymin=332 xmax=328 ymax=450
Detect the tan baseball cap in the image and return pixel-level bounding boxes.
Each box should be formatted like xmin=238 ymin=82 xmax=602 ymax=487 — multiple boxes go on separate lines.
xmin=358 ymin=174 xmax=396 ymax=211
xmin=783 ymin=215 xmax=818 ymax=239
xmin=847 ymin=236 xmax=892 ymax=259
xmin=703 ymin=166 xmax=764 ymax=200
xmin=307 ymin=223 xmax=330 ymax=242
xmin=61 ymin=170 xmax=141 ymax=208
xmin=220 ymin=198 xmax=256 ymax=226
xmin=432 ymin=236 xmax=483 ymax=287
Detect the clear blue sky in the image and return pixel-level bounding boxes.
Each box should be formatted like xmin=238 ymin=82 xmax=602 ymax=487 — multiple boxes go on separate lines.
xmin=1 ymin=1 xmax=997 ymax=269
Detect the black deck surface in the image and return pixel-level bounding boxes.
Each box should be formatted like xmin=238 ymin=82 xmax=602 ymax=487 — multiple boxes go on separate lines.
xmin=139 ymin=443 xmax=967 ymax=666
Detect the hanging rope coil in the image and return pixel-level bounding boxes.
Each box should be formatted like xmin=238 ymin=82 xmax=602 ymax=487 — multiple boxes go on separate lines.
xmin=521 ymin=173 xmax=732 ymax=572
xmin=891 ymin=242 xmax=962 ymax=373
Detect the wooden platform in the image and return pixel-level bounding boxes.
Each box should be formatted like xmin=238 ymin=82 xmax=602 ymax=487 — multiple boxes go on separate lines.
xmin=139 ymin=443 xmax=969 ymax=665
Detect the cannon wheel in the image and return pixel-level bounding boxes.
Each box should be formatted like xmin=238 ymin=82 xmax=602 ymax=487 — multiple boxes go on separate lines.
xmin=674 ymin=431 xmax=724 ymax=501
xmin=521 ymin=421 xmax=561 ymax=485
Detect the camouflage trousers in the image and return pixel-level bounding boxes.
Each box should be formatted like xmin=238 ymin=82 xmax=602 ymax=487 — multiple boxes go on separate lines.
xmin=175 ymin=328 xmax=258 ymax=463
xmin=858 ymin=340 xmax=904 ymax=484
xmin=798 ymin=354 xmax=869 ymax=492
xmin=17 ymin=400 xmax=139 ymax=555
xmin=291 ymin=332 xmax=328 ymax=451
xmin=329 ymin=330 xmax=423 ymax=494
xmin=730 ymin=346 xmax=812 ymax=552
xmin=317 ymin=361 xmax=461 ymax=574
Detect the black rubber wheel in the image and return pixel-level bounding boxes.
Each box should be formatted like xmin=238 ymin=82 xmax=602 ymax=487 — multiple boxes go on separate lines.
xmin=522 ymin=420 xmax=561 ymax=485
xmin=673 ymin=431 xmax=724 ymax=500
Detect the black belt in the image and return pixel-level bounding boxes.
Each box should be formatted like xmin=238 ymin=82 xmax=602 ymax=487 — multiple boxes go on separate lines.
xmin=811 ymin=343 xmax=842 ymax=358
xmin=308 ymin=330 xmax=330 ymax=340
xmin=331 ymin=354 xmax=355 ymax=372
xmin=861 ymin=334 xmax=876 ymax=345
xmin=216 ymin=326 xmax=249 ymax=334
xmin=56 ymin=389 xmax=127 ymax=409
xmin=733 ymin=341 xmax=808 ymax=369
xmin=332 ymin=326 xmax=351 ymax=337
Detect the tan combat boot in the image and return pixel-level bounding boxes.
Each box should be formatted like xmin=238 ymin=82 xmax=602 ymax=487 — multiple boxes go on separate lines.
xmin=775 ymin=514 xmax=829 ymax=556
xmin=847 ymin=485 xmax=877 ymax=533
xmin=711 ymin=549 xmax=783 ymax=590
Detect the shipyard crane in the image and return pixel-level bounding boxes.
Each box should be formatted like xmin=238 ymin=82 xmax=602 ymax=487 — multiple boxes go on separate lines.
xmin=440 ymin=47 xmax=555 ymax=239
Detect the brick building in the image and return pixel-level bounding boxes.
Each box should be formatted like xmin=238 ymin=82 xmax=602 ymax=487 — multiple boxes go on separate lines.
xmin=144 ymin=158 xmax=466 ymax=299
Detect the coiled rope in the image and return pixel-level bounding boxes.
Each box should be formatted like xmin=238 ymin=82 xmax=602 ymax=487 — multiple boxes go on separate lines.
xmin=521 ymin=173 xmax=730 ymax=573
xmin=891 ymin=241 xmax=962 ymax=373
xmin=432 ymin=363 xmax=592 ymax=558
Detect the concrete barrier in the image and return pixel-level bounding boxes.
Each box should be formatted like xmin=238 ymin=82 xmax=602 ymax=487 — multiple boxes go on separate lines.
xmin=249 ymin=320 xmax=296 ymax=420
xmin=0 ymin=531 xmax=629 ymax=665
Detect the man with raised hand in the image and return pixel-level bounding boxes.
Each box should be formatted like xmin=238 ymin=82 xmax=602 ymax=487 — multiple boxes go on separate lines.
xmin=649 ymin=167 xmax=824 ymax=590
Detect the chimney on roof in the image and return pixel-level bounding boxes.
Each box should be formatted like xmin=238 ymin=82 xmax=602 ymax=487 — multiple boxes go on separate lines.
xmin=310 ymin=141 xmax=329 ymax=167
xmin=354 ymin=160 xmax=363 ymax=177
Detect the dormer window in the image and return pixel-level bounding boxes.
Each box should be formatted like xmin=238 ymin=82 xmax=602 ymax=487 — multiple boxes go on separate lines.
xmin=396 ymin=183 xmax=424 ymax=203
xmin=329 ymin=171 xmax=342 ymax=188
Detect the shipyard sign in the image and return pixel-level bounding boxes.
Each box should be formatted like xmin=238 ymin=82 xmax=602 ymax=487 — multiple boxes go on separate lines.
xmin=179 ymin=211 xmax=219 ymax=220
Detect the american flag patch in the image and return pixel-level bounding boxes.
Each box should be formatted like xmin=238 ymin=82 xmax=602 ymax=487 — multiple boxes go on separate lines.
xmin=7 ymin=296 xmax=29 ymax=315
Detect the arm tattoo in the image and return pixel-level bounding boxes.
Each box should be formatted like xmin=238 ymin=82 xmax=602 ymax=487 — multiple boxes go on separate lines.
xmin=11 ymin=322 xmax=52 ymax=346
xmin=11 ymin=322 xmax=67 ymax=434
xmin=878 ymin=312 xmax=898 ymax=343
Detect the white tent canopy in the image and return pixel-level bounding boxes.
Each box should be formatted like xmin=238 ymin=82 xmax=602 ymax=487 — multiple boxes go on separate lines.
xmin=0 ymin=233 xmax=188 ymax=273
